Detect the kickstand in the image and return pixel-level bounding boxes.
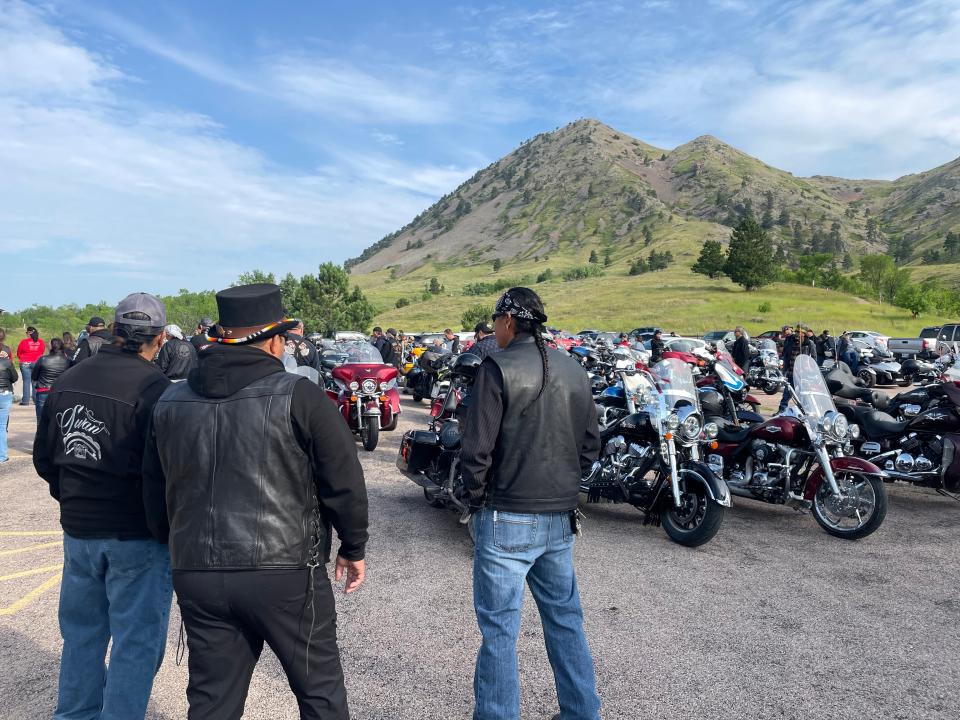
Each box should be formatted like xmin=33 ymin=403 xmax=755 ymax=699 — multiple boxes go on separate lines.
xmin=936 ymin=488 xmax=960 ymax=503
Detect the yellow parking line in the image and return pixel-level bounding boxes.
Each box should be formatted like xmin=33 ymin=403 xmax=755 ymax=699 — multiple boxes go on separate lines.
xmin=0 ymin=531 xmax=63 ymax=537
xmin=0 ymin=564 xmax=63 ymax=581
xmin=0 ymin=541 xmax=62 ymax=557
xmin=0 ymin=574 xmax=62 ymax=616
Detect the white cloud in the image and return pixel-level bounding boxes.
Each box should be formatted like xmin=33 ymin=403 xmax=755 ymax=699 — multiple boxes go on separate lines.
xmin=0 ymin=2 xmax=478 ymax=305
xmin=0 ymin=1 xmax=120 ymax=97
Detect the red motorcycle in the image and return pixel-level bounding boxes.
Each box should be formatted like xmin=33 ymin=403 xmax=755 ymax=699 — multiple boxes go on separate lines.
xmin=696 ymin=342 xmax=762 ymax=422
xmin=324 ymin=342 xmax=401 ymax=451
xmin=705 ymin=355 xmax=888 ymax=540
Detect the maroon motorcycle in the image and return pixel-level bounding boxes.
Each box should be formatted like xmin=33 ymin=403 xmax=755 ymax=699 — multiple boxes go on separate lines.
xmin=706 ymin=355 xmax=888 ymax=539
xmin=324 ymin=342 xmax=401 ymax=451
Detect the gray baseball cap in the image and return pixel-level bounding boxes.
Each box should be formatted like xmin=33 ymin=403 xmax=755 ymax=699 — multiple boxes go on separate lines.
xmin=114 ymin=292 xmax=166 ymax=328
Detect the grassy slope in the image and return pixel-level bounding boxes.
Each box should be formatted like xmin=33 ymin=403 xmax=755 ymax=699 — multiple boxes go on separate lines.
xmin=356 ymin=216 xmax=950 ymax=335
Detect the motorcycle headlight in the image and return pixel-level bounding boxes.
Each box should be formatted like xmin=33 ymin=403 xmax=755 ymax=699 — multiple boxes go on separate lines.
xmin=379 ymin=381 xmax=389 ymax=391
xmin=703 ymin=421 xmax=719 ymax=440
xmin=850 ymin=423 xmax=860 ymax=440
xmin=833 ymin=413 xmax=849 ymax=439
xmin=349 ymin=381 xmax=360 ymax=391
xmin=361 ymin=379 xmax=377 ymax=394
xmin=665 ymin=413 xmax=680 ymax=431
xmin=682 ymin=414 xmax=702 ymax=440
xmin=820 ymin=413 xmax=833 ymax=436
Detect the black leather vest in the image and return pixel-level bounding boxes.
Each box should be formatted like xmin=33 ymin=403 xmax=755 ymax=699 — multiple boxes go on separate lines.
xmin=153 ymin=371 xmax=324 ymax=570
xmin=487 ymin=337 xmax=594 ymax=513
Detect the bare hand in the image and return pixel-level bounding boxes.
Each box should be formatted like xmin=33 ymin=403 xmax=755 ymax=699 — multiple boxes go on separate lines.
xmin=335 ymin=556 xmax=365 ymax=594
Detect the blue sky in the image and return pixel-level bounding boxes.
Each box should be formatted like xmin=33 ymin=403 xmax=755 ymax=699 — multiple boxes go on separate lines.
xmin=3 ymin=0 xmax=960 ymax=309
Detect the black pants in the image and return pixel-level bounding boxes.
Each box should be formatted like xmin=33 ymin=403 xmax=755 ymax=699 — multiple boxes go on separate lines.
xmin=173 ymin=568 xmax=348 ymax=720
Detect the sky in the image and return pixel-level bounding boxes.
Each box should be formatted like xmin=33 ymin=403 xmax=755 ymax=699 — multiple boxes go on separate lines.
xmin=3 ymin=0 xmax=960 ymax=309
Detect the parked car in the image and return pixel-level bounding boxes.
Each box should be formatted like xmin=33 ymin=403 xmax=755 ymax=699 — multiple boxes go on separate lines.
xmin=931 ymin=323 xmax=960 ymax=357
xmin=847 ymin=330 xmax=890 ymax=351
xmin=703 ymin=330 xmax=736 ymax=345
xmin=755 ymin=329 xmax=785 ymax=351
xmin=628 ymin=326 xmax=662 ymax=342
xmin=550 ymin=331 xmax=581 ymax=351
xmin=888 ymin=326 xmax=941 ymax=359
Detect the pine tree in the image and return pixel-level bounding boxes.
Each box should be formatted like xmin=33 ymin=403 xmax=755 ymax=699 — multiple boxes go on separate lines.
xmin=777 ymin=207 xmax=790 ymax=227
xmin=691 ymin=240 xmax=727 ymax=279
xmin=725 ymin=216 xmax=775 ymax=291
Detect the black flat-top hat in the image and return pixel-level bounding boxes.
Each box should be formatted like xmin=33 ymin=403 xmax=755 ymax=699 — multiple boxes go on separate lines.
xmin=207 ymin=283 xmax=298 ymax=345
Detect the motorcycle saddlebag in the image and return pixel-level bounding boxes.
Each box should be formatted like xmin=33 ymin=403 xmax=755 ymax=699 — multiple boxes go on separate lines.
xmin=396 ymin=429 xmax=442 ymax=481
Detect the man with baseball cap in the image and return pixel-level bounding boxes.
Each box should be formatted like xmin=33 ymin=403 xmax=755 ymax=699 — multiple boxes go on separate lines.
xmin=33 ymin=292 xmax=172 ymax=720
xmin=471 ymin=321 xmax=500 ymax=360
xmin=71 ymin=315 xmax=113 ymax=365
xmin=142 ymin=282 xmax=368 ymax=718
xmin=190 ymin=316 xmax=215 ymax=353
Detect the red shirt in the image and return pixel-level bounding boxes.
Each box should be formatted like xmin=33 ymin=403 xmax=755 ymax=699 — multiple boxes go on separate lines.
xmin=16 ymin=338 xmax=45 ymax=364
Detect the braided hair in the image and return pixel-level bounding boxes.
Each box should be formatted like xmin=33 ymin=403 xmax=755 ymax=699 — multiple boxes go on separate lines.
xmin=500 ymin=286 xmax=549 ymax=409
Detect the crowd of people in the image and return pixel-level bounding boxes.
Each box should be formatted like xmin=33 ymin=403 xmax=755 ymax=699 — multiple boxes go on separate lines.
xmin=11 ymin=282 xmax=599 ymax=720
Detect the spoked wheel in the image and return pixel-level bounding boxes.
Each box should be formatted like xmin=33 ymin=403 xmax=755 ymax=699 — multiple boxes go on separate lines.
xmin=423 ymin=487 xmax=445 ymax=508
xmin=761 ymin=380 xmax=779 ymax=396
xmin=360 ymin=421 xmax=379 ymax=451
xmin=660 ymin=474 xmax=725 ymax=547
xmin=857 ymin=369 xmax=875 ymax=388
xmin=812 ymin=471 xmax=887 ymax=540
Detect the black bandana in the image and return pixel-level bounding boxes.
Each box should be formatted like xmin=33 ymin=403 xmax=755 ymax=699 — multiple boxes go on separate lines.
xmin=494 ymin=291 xmax=548 ymax=324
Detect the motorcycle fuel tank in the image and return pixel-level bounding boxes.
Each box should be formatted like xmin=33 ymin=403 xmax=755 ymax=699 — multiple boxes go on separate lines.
xmin=909 ymin=406 xmax=960 ymax=434
xmin=750 ymin=415 xmax=806 ymax=444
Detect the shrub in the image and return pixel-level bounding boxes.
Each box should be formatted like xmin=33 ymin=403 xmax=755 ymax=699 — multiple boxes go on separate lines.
xmin=758 ymin=301 xmax=772 ymax=313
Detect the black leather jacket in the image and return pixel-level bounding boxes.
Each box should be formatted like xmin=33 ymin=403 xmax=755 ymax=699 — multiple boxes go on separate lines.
xmin=33 ymin=353 xmax=70 ymax=391
xmin=462 ymin=335 xmax=600 ymax=513
xmin=0 ymin=358 xmax=18 ymax=393
xmin=155 ymin=337 xmax=196 ymax=381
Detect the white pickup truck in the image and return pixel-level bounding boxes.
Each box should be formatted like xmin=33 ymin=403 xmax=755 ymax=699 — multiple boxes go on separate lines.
xmin=887 ymin=326 xmax=946 ymax=358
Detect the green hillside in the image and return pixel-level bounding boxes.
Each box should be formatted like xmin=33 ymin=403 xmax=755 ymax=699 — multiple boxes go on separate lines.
xmin=354 ymin=215 xmax=949 ymax=336
xmin=347 ymin=118 xmax=958 ymax=335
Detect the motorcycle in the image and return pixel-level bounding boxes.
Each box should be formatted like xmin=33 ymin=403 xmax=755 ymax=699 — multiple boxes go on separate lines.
xmin=854 ymin=344 xmax=908 ymax=388
xmin=696 ymin=342 xmax=764 ymax=424
xmin=396 ymin=355 xmax=480 ymax=517
xmin=580 ymin=359 xmax=731 ymax=547
xmin=406 ymin=349 xmax=453 ymax=402
xmin=746 ymin=339 xmax=786 ymax=395
xmin=707 ymin=354 xmax=888 ymax=540
xmin=325 ymin=341 xmax=401 ymax=451
xmin=900 ymin=356 xmax=940 ymax=386
xmin=838 ymin=381 xmax=960 ymax=497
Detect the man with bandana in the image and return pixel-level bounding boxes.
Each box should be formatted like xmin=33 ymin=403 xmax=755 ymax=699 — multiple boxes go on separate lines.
xmin=461 ymin=287 xmax=601 ymax=720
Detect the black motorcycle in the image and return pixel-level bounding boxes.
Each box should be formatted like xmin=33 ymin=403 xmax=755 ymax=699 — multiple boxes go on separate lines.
xmin=396 ymin=355 xmax=480 ymax=518
xmin=406 ymin=350 xmax=453 ymax=402
xmin=746 ymin=339 xmax=786 ymax=395
xmin=825 ymin=364 xmax=943 ymax=421
xmin=580 ymin=359 xmax=730 ymax=546
xmin=839 ymin=381 xmax=960 ymax=496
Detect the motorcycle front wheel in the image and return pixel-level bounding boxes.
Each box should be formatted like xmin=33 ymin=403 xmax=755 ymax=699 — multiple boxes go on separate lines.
xmin=360 ymin=421 xmax=379 ymax=451
xmin=811 ymin=472 xmax=887 ymax=540
xmin=760 ymin=379 xmax=779 ymax=395
xmin=660 ymin=476 xmax=725 ymax=547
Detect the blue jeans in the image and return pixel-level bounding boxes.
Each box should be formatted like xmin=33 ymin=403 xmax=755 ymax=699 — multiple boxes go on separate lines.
xmin=19 ymin=362 xmax=33 ymax=404
xmin=35 ymin=390 xmax=48 ymax=423
xmin=0 ymin=392 xmax=12 ymax=461
xmin=471 ymin=509 xmax=600 ymax=720
xmin=56 ymin=534 xmax=173 ymax=720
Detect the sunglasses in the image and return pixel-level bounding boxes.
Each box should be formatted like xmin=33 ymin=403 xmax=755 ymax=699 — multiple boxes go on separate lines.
xmin=491 ymin=313 xmax=504 ymax=322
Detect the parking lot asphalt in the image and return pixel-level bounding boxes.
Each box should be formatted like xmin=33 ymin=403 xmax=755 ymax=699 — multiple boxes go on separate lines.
xmin=1 ymin=389 xmax=958 ymax=720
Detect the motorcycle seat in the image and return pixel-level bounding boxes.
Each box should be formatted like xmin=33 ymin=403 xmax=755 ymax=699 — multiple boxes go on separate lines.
xmin=860 ymin=410 xmax=909 ymax=438
xmin=717 ymin=424 xmax=752 ymax=444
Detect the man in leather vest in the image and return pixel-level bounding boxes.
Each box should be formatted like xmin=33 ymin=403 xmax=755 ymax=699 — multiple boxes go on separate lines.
xmin=461 ymin=287 xmax=601 ymax=720
xmin=142 ymin=283 xmax=368 ymax=720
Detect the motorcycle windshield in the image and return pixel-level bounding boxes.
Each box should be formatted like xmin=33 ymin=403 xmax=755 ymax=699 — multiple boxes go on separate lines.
xmin=330 ymin=341 xmax=384 ymax=364
xmin=652 ymin=359 xmax=699 ymax=413
xmin=712 ymin=341 xmax=745 ymax=389
xmin=792 ymin=354 xmax=836 ymax=419
xmin=758 ymin=339 xmax=777 ymax=352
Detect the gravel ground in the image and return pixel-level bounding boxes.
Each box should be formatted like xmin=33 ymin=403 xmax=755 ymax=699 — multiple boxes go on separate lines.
xmin=1 ymin=390 xmax=958 ymax=720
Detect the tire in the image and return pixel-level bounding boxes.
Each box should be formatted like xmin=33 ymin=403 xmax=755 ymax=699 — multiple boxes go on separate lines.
xmin=360 ymin=421 xmax=379 ymax=451
xmin=897 ymin=376 xmax=912 ymax=387
xmin=857 ymin=369 xmax=876 ymax=388
xmin=761 ymin=381 xmax=779 ymax=396
xmin=412 ymin=394 xmax=423 ymax=403
xmin=811 ymin=473 xmax=887 ymax=540
xmin=423 ymin=487 xmax=445 ymax=508
xmin=660 ymin=476 xmax=725 ymax=547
